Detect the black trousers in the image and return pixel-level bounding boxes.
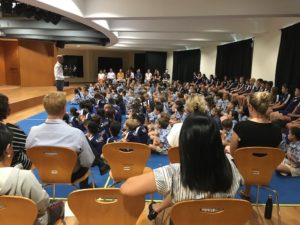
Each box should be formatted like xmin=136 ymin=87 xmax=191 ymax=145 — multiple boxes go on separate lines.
xmin=56 ymin=80 xmax=64 ymax=91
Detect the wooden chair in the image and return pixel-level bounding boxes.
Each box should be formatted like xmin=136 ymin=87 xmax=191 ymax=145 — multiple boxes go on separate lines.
xmin=234 ymin=147 xmax=285 ymax=210
xmin=0 ymin=195 xmax=38 ymax=225
xmin=27 ymin=146 xmax=95 ymax=198
xmin=170 ymin=198 xmax=252 ymax=225
xmin=67 ymin=188 xmax=145 ymax=225
xmin=102 ymin=142 xmax=151 ymax=187
xmin=168 ymin=146 xmax=180 ymax=164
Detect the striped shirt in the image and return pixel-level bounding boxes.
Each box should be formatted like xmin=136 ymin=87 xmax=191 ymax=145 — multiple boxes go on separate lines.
xmin=6 ymin=123 xmax=32 ymax=169
xmin=153 ymin=154 xmax=242 ymax=203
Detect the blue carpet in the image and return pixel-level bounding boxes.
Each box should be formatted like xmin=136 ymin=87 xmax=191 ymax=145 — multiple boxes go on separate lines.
xmin=16 ymin=102 xmax=300 ymax=204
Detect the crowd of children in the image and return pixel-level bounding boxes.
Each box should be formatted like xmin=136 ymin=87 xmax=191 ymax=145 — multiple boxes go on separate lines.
xmin=67 ymin=71 xmax=300 ymax=177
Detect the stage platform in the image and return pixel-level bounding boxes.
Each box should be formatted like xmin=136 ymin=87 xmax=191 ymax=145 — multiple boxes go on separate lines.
xmin=0 ymin=85 xmax=75 ymax=114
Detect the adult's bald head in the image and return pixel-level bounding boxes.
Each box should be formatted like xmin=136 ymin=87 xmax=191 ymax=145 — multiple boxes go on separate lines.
xmin=57 ymin=55 xmax=64 ymax=63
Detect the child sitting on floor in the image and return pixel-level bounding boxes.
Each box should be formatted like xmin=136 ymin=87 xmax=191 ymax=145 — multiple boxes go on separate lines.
xmin=149 ymin=115 xmax=170 ymax=155
xmin=71 ymin=88 xmax=83 ymax=104
xmin=106 ymin=121 xmax=121 ymax=144
xmin=277 ymin=127 xmax=300 ymax=176
xmin=220 ymin=118 xmax=233 ymax=147
xmin=122 ymin=118 xmax=139 ymax=142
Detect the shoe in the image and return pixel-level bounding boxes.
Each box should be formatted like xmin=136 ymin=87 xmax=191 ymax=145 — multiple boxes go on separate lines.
xmin=239 ymin=190 xmax=250 ymax=201
xmin=278 ymin=171 xmax=291 ymax=176
xmin=147 ymin=202 xmax=158 ymax=221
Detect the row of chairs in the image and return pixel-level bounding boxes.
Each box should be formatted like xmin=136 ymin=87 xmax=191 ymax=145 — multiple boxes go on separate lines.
xmin=0 ymin=143 xmax=284 ymax=224
xmin=26 ymin=143 xmax=153 ymax=197
xmin=0 ymin=190 xmax=252 ymax=225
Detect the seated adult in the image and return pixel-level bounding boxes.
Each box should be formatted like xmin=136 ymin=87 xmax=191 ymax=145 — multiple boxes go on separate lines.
xmin=0 ymin=93 xmax=32 ymax=169
xmin=116 ymin=69 xmax=125 ymax=82
xmin=98 ymin=69 xmax=106 ymax=84
xmin=230 ymin=91 xmax=281 ymax=200
xmin=120 ymin=114 xmax=242 ymax=219
xmin=0 ymin=125 xmax=49 ymax=225
xmin=25 ymin=92 xmax=95 ymax=188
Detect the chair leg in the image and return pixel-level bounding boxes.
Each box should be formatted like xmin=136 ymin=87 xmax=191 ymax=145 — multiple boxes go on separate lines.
xmin=104 ymin=176 xmax=111 ymax=188
xmin=255 ymin=185 xmax=260 ymax=205
xmin=109 ymin=181 xmax=121 ymax=188
xmin=52 ymin=184 xmax=56 ymax=199
xmin=90 ymin=171 xmax=95 ymax=188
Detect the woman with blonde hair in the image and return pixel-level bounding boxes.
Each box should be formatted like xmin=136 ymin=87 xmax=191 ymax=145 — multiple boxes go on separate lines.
xmin=167 ymin=94 xmax=207 ymax=147
xmin=230 ymin=91 xmax=281 ymax=200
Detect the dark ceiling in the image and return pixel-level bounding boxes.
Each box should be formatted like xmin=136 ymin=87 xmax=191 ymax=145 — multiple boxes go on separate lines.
xmin=0 ymin=0 xmax=110 ymax=47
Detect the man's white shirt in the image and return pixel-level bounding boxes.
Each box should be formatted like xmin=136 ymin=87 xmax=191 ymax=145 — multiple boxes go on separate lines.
xmin=54 ymin=62 xmax=64 ymax=80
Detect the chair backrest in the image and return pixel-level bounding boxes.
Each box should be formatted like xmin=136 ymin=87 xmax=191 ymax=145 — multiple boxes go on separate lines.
xmin=0 ymin=195 xmax=38 ymax=225
xmin=27 ymin=146 xmax=78 ymax=184
xmin=234 ymin=147 xmax=285 ymax=186
xmin=168 ymin=146 xmax=180 ymax=164
xmin=170 ymin=198 xmax=252 ymax=225
xmin=68 ymin=188 xmax=145 ymax=225
xmin=103 ymin=142 xmax=150 ymax=181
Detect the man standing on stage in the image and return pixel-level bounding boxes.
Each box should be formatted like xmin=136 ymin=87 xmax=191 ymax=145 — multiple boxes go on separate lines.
xmin=54 ymin=55 xmax=64 ymax=91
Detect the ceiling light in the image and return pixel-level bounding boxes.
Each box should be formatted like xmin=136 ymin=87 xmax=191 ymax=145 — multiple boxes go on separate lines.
xmin=24 ymin=6 xmax=36 ymax=18
xmin=34 ymin=9 xmax=44 ymax=20
xmin=113 ymin=32 xmax=119 ymax=37
xmin=93 ymin=20 xmax=110 ymax=30
xmin=186 ymin=38 xmax=210 ymax=41
xmin=14 ymin=3 xmax=26 ymax=16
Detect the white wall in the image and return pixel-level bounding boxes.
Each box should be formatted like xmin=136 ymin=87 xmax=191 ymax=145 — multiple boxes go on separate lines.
xmin=251 ymin=29 xmax=281 ymax=82
xmin=166 ymin=51 xmax=173 ymax=80
xmin=200 ymin=46 xmax=217 ymax=76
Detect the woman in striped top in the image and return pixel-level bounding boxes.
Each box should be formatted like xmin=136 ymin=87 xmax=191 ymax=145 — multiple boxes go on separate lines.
xmin=0 ymin=94 xmax=32 ymax=169
xmin=121 ymin=113 xmax=242 ymax=220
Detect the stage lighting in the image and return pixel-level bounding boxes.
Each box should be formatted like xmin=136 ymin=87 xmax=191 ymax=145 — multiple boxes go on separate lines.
xmin=43 ymin=11 xmax=51 ymax=23
xmin=34 ymin=9 xmax=44 ymax=20
xmin=51 ymin=14 xmax=61 ymax=25
xmin=1 ymin=0 xmax=13 ymax=15
xmin=24 ymin=5 xmax=35 ymax=18
xmin=14 ymin=2 xmax=26 ymax=16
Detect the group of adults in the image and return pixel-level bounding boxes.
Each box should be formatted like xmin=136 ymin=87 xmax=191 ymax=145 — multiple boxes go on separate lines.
xmin=54 ymin=54 xmax=172 ymax=92
xmin=97 ymin=68 xmax=171 ymax=85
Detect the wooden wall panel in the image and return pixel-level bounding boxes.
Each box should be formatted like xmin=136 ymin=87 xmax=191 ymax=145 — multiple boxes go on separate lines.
xmin=18 ymin=40 xmax=56 ymax=86
xmin=3 ymin=41 xmax=20 ymax=85
xmin=0 ymin=42 xmax=5 ymax=85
